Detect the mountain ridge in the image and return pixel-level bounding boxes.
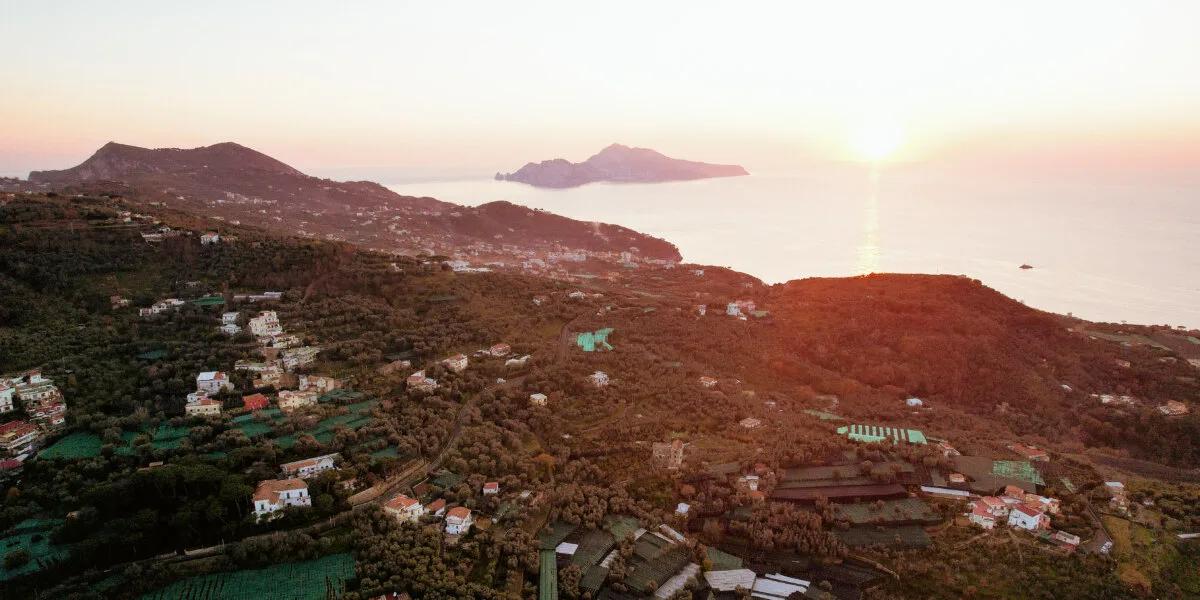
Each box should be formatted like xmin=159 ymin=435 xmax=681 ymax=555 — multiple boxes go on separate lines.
xmin=22 ymin=141 xmax=682 ymax=262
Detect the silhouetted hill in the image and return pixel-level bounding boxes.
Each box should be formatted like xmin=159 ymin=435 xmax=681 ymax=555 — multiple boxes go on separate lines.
xmin=497 ymin=143 xmax=748 ymax=188
xmin=25 ymin=142 xmax=681 ymax=261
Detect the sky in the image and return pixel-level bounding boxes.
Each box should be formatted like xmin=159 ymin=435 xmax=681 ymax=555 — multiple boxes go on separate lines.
xmin=3 ymin=1 xmax=1200 ymax=180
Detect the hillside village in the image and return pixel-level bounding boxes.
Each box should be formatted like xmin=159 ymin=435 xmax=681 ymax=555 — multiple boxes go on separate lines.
xmin=1 ymin=192 xmax=1199 ymax=599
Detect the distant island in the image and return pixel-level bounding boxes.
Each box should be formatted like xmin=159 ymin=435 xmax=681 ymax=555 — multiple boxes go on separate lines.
xmin=496 ymin=143 xmax=748 ymax=188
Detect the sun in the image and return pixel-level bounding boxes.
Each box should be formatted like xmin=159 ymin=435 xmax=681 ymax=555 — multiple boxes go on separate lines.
xmin=849 ymin=121 xmax=904 ymax=162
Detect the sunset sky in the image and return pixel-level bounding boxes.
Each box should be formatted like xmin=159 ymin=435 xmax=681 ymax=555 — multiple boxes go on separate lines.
xmin=3 ymin=1 xmax=1200 ymax=179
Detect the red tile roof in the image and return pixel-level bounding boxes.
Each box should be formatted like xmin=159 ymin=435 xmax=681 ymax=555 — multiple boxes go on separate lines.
xmin=242 ymin=393 xmax=269 ymax=410
xmin=253 ymin=478 xmax=307 ymax=503
xmin=0 ymin=421 xmax=37 ymax=437
xmin=446 ymin=506 xmax=471 ymax=520
xmin=425 ymin=498 xmax=446 ymax=512
xmin=385 ymin=494 xmax=420 ymax=510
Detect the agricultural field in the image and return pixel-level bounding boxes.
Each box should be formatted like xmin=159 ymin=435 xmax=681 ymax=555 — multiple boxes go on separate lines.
xmin=835 ymin=525 xmax=931 ymax=549
xmin=140 ymin=553 xmax=355 ymax=600
xmin=38 ymin=432 xmax=104 ymax=460
xmin=1104 ymin=515 xmax=1200 ymax=596
xmin=0 ymin=519 xmax=71 ymax=582
xmin=834 ymin=498 xmax=941 ymax=526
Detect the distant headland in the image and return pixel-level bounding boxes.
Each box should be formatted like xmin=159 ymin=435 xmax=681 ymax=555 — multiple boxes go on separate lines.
xmin=496 ymin=143 xmax=748 ymax=188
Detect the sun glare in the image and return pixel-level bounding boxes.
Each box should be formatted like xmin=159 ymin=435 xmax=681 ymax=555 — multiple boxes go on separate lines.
xmin=850 ymin=122 xmax=904 ymax=162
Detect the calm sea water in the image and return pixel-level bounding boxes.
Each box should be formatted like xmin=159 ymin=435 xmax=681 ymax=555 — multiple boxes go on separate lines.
xmin=387 ymin=168 xmax=1200 ymax=328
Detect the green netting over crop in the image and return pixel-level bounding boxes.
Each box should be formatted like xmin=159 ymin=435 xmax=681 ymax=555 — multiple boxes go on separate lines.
xmin=0 ymin=518 xmax=71 ymax=581
xmin=190 ymin=295 xmax=225 ymax=307
xmin=575 ymin=328 xmax=614 ymax=352
xmin=992 ymin=460 xmax=1045 ymax=485
xmin=39 ymin=432 xmax=103 ymax=459
xmin=836 ymin=424 xmax=927 ymax=445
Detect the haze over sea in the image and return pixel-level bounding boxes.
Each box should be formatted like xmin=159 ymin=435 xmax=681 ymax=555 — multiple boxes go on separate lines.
xmin=388 ymin=166 xmax=1200 ymax=329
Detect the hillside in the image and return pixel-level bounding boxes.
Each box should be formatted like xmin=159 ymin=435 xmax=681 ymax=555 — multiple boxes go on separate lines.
xmin=496 ymin=143 xmax=749 ymax=188
xmin=23 ymin=142 xmax=681 ymax=262
xmin=2 ymin=192 xmax=1199 ymax=599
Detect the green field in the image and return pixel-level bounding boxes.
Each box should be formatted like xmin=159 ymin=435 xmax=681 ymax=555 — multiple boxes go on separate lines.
xmin=39 ymin=432 xmax=104 ymax=459
xmin=0 ymin=519 xmax=71 ymax=581
xmin=140 ymin=553 xmax=355 ymax=600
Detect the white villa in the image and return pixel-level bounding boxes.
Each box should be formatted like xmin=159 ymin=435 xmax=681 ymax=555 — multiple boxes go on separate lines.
xmin=278 ymin=390 xmax=319 ymax=412
xmin=252 ymin=479 xmax=311 ymax=520
xmin=443 ymin=354 xmax=469 ymax=373
xmin=384 ymin=494 xmax=426 ymax=523
xmin=445 ymin=506 xmax=474 ymax=535
xmin=249 ymin=310 xmax=283 ymax=338
xmin=195 ymin=371 xmax=232 ymax=394
xmin=281 ymin=453 xmax=339 ymax=479
xmin=185 ymin=398 xmax=223 ymax=416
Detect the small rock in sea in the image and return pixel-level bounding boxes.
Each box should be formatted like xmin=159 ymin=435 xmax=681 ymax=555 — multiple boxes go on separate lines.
xmin=1019 ymin=264 xmax=1033 ymax=270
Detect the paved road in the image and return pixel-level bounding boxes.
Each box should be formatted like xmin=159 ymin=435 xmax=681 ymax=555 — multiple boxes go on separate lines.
xmin=1079 ymin=504 xmax=1114 ymax=554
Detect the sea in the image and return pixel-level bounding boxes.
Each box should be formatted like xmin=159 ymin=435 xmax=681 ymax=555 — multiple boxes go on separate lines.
xmin=387 ymin=166 xmax=1200 ymax=329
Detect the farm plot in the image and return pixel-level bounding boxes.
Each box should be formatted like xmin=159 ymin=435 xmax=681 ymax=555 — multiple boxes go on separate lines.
xmin=140 ymin=553 xmax=355 ymax=600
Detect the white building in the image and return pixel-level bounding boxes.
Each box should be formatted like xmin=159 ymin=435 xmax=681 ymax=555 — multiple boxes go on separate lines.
xmin=483 ymin=481 xmax=499 ymax=495
xmin=220 ymin=323 xmax=241 ymax=335
xmin=675 ymin=502 xmax=690 ymax=517
xmin=185 ymin=398 xmax=222 ymax=416
xmin=195 ymin=371 xmax=232 ymax=394
xmin=488 ymin=343 xmax=511 ymax=357
xmin=281 ymin=346 xmax=320 ymax=371
xmin=252 ymin=479 xmax=311 ymax=520
xmin=200 ymin=232 xmax=220 ymax=245
xmin=384 ymin=494 xmax=426 ymax=523
xmin=222 ymin=311 xmax=239 ymax=325
xmin=445 ymin=506 xmax=474 ymax=534
xmin=443 ymin=354 xmax=469 ymax=373
xmin=969 ymin=504 xmax=997 ymax=529
xmin=588 ymin=371 xmax=609 ymax=387
xmin=278 ymin=390 xmax=319 ymax=412
xmin=0 ymin=382 xmax=14 ymax=414
xmin=699 ymin=376 xmax=719 ymax=389
xmin=407 ymin=371 xmax=438 ymax=393
xmin=281 ymin=453 xmax=339 ymax=479
xmin=299 ymin=374 xmax=342 ymax=394
xmin=1008 ymin=505 xmax=1049 ymax=531
xmin=529 ymin=393 xmax=548 ymax=407
xmin=506 ymin=355 xmax=531 ymax=368
xmin=249 ymin=310 xmax=283 ymax=338
xmin=906 ymin=397 xmax=924 ymax=407
xmin=739 ymin=417 xmax=762 ymax=429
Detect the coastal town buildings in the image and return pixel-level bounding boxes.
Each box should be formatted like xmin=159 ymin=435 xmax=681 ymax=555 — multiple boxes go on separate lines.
xmin=0 ymin=421 xmax=40 ymax=456
xmin=249 ymin=310 xmax=283 ymax=338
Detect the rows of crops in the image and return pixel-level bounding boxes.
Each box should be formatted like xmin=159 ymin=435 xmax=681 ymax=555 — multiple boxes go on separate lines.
xmin=140 ymin=553 xmax=355 ymax=600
